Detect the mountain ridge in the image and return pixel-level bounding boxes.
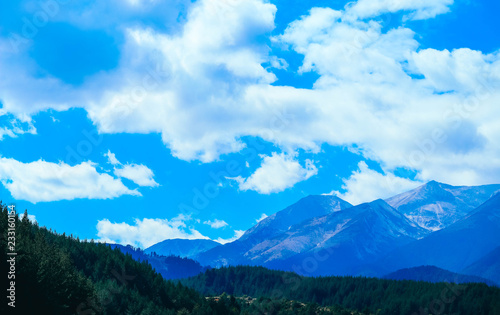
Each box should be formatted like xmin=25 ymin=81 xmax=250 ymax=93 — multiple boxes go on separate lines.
xmin=195 ymin=195 xmax=353 ymax=267
xmin=262 ymin=199 xmax=426 ymax=276
xmin=386 ymin=180 xmax=500 ymax=231
xmin=141 ymin=181 xmax=500 ymax=285
xmin=144 ymin=238 xmax=220 ymax=259
xmin=380 ymin=191 xmax=500 ymax=274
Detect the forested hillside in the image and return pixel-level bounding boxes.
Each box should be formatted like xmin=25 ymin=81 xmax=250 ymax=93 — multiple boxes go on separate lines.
xmin=0 ymin=204 xmax=362 ymax=315
xmin=3 ymin=202 xmax=500 ymax=314
xmin=0 ymin=204 xmax=234 ymax=315
xmin=182 ymin=266 xmax=500 ymax=314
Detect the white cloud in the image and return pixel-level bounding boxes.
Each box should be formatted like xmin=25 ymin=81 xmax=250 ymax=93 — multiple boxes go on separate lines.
xmin=0 ymin=158 xmax=139 ymax=203
xmin=334 ymin=161 xmax=423 ymax=205
xmin=256 ymin=213 xmax=268 ymax=223
xmin=346 ymin=0 xmax=453 ymax=20
xmin=105 ymin=151 xmax=159 ymax=187
xmin=203 ymin=219 xmax=228 ymax=229
xmin=83 ymin=0 xmax=278 ymax=163
xmin=105 ymin=150 xmax=120 ymax=165
xmin=215 ymin=229 xmax=245 ymax=245
xmin=410 ymin=48 xmax=493 ymax=93
xmin=0 ymin=126 xmax=29 ymax=140
xmin=229 ymin=153 xmax=317 ymax=194
xmin=114 ymin=164 xmax=159 ymax=187
xmin=1 ymin=0 xmax=500 ymax=190
xmin=0 ymin=116 xmax=36 ymax=140
xmin=97 ymin=214 xmax=209 ymax=248
xmin=278 ymin=8 xmax=419 ymax=84
xmin=269 ymin=6 xmax=500 ymax=186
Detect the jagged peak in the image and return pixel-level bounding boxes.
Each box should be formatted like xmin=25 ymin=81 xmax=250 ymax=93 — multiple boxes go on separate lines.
xmin=368 ymin=199 xmax=403 ymax=216
xmin=297 ymin=194 xmax=350 ymax=203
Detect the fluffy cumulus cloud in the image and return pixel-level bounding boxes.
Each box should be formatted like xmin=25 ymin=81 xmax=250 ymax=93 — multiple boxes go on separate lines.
xmin=114 ymin=164 xmax=159 ymax=187
xmin=84 ymin=0 xmax=279 ymax=162
xmin=334 ymin=161 xmax=423 ymax=205
xmin=0 ymin=151 xmax=158 ymax=202
xmin=203 ymin=219 xmax=228 ymax=229
xmin=0 ymin=158 xmax=139 ymax=203
xmin=97 ymin=214 xmax=209 ymax=248
xmin=270 ymin=6 xmax=500 ymax=185
xmin=105 ymin=150 xmax=159 ymax=187
xmin=1 ymin=0 xmax=500 ymax=191
xmin=229 ymin=153 xmax=318 ymax=194
xmin=98 ymin=215 xmax=244 ymax=247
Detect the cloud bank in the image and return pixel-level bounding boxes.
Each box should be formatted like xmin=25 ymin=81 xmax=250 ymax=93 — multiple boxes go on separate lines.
xmin=97 ymin=214 xmax=209 ymax=248
xmin=0 ymin=158 xmax=139 ymax=203
xmin=1 ymin=0 xmax=500 ymax=194
xmin=229 ymin=153 xmax=318 ymax=194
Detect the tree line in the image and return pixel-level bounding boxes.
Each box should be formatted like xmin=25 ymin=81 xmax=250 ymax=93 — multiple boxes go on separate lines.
xmin=0 ymin=203 xmax=359 ymax=314
xmin=181 ymin=265 xmax=500 ymax=314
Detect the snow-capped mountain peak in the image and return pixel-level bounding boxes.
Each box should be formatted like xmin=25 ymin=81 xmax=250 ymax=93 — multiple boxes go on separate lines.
xmin=385 ymin=181 xmax=500 ymax=232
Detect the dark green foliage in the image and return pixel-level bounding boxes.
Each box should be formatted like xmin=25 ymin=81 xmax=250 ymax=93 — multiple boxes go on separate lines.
xmin=2 ymin=208 xmax=96 ymax=314
xmin=0 ymin=204 xmax=358 ymax=315
xmin=0 ymin=204 xmax=234 ymax=315
xmin=207 ymin=294 xmax=365 ymax=315
xmin=182 ymin=265 xmax=500 ymax=315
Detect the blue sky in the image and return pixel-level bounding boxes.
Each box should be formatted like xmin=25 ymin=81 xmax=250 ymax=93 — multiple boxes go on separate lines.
xmin=0 ymin=0 xmax=499 ymax=248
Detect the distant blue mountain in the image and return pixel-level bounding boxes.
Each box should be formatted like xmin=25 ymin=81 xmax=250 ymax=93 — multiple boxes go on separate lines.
xmin=113 ymin=182 xmax=500 ymax=285
xmin=380 ymin=192 xmax=500 ymax=274
xmin=386 ymin=180 xmax=500 ymax=231
xmin=195 ymin=195 xmax=352 ymax=267
xmin=144 ymin=238 xmax=220 ymax=259
xmin=262 ymin=199 xmax=426 ymax=276
xmin=239 ymin=194 xmax=353 ymax=243
xmin=384 ymin=265 xmax=497 ymax=286
xmin=197 ymin=196 xmax=428 ymax=277
xmin=109 ymin=244 xmax=208 ymax=279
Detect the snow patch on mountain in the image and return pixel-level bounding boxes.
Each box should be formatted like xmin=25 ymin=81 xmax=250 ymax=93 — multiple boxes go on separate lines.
xmin=386 ymin=181 xmax=500 ymax=231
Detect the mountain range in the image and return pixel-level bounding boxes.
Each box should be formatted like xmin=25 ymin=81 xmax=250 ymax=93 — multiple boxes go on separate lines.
xmin=380 ymin=190 xmax=500 ymax=274
xmin=6 ymin=202 xmax=499 ymax=315
xmin=255 ymin=199 xmax=426 ymax=276
xmin=195 ymin=195 xmax=352 ymax=267
xmin=121 ymin=181 xmax=500 ymax=286
xmin=386 ymin=180 xmax=500 ymax=231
